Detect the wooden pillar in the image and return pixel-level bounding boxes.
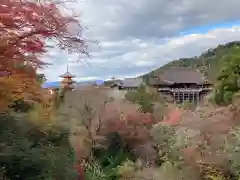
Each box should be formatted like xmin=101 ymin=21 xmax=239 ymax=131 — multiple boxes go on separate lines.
xmin=182 ymin=91 xmax=185 ymax=104
xmin=178 ymin=92 xmax=180 ymax=103
xmin=182 ymin=90 xmax=183 ymax=101
xmin=197 ymin=92 xmax=199 ymax=103
xmin=176 ymin=92 xmax=178 ymax=103
xmin=175 ymin=91 xmax=177 ymax=104
xmin=173 ymin=92 xmax=175 ymax=104
xmin=177 ymin=91 xmax=180 ymax=103
xmin=193 ymin=92 xmax=195 ymax=104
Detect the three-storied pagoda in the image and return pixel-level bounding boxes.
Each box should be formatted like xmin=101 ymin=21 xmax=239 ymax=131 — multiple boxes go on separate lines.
xmin=59 ymin=64 xmax=76 ymax=90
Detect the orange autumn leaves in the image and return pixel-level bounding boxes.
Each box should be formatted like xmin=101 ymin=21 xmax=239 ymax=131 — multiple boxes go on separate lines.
xmin=0 ymin=0 xmax=86 ymax=112
xmin=0 ymin=68 xmax=43 ymax=111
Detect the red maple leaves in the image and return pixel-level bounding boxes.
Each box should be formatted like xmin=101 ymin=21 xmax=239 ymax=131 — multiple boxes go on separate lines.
xmin=162 ymin=108 xmax=182 ymax=126
xmin=0 ymin=0 xmax=87 ymax=110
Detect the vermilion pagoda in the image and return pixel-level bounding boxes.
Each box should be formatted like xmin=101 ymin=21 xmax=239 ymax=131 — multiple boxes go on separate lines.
xmin=59 ymin=64 xmax=76 ymax=90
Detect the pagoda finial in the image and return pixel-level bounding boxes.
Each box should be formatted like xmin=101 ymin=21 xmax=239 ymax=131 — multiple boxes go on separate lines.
xmin=66 ymin=63 xmax=69 ymax=72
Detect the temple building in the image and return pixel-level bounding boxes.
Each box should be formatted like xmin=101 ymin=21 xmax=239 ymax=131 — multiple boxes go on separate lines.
xmin=110 ymin=78 xmax=143 ymax=90
xmin=148 ymin=67 xmax=213 ymax=104
xmin=59 ymin=64 xmax=76 ymax=90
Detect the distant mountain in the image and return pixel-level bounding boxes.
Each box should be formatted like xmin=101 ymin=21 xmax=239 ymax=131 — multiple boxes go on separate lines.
xmin=95 ymin=80 xmax=104 ymax=86
xmin=143 ymin=41 xmax=240 ymax=83
xmin=42 ymin=80 xmax=104 ymax=88
xmin=75 ymin=81 xmax=95 ymax=88
xmin=42 ymin=81 xmax=61 ymax=88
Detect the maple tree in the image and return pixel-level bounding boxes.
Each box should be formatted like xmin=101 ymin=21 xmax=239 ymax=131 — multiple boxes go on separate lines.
xmin=0 ymin=0 xmax=87 ymax=111
xmin=101 ymin=111 xmax=154 ymax=150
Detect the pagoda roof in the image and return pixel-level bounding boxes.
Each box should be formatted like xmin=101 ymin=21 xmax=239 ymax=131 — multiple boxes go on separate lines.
xmin=62 ymin=78 xmax=76 ymax=83
xmin=59 ymin=71 xmax=76 ymax=78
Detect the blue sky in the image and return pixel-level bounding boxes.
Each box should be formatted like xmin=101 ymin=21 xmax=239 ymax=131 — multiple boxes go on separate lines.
xmin=40 ymin=0 xmax=240 ymax=82
xmin=180 ymin=21 xmax=240 ymax=35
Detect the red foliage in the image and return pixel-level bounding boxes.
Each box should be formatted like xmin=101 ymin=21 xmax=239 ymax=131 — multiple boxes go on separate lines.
xmin=126 ymin=112 xmax=153 ymax=125
xmin=74 ymin=136 xmax=85 ymax=180
xmin=162 ymin=108 xmax=182 ymax=126
xmin=0 ymin=0 xmax=87 ymax=109
xmin=102 ymin=110 xmax=155 ymax=147
xmin=0 ymin=0 xmax=86 ymax=66
xmin=74 ymin=164 xmax=84 ymax=180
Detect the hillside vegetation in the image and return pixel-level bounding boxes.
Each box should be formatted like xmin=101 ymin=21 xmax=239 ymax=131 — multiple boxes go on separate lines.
xmin=144 ymin=41 xmax=240 ymax=82
xmin=1 ymin=31 xmax=240 ymax=179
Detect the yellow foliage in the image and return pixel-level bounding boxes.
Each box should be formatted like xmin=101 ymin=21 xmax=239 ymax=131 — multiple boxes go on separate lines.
xmin=0 ymin=77 xmax=17 ymax=111
xmin=117 ymin=159 xmax=136 ymax=177
xmin=27 ymin=91 xmax=56 ymax=130
xmin=0 ymin=74 xmax=42 ymax=112
xmin=198 ymin=163 xmax=228 ymax=180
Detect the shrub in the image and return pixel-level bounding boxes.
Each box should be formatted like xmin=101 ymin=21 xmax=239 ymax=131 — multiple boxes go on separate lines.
xmin=125 ymin=90 xmax=138 ymax=103
xmin=84 ymin=162 xmax=112 ymax=180
xmin=224 ymin=127 xmax=240 ymax=177
xmin=150 ymin=124 xmax=176 ymax=153
xmin=9 ymin=99 xmax=33 ymax=112
xmin=117 ymin=160 xmax=164 ymax=180
xmin=158 ymin=161 xmax=182 ymax=180
xmin=125 ymin=85 xmax=155 ymax=113
xmin=150 ymin=123 xmax=181 ymax=166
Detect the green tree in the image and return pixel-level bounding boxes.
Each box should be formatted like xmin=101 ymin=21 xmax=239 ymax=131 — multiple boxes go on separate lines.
xmin=214 ymin=54 xmax=240 ymax=105
xmin=37 ymin=74 xmax=47 ymax=85
xmin=0 ymin=114 xmax=77 ymax=180
xmin=125 ymin=85 xmax=155 ymax=113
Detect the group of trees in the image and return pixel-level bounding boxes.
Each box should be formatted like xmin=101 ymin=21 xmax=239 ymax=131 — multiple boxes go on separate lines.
xmin=0 ymin=0 xmax=89 ymax=179
xmin=214 ymin=53 xmax=240 ymax=105
xmin=125 ymin=85 xmax=155 ymax=113
xmin=0 ymin=0 xmax=87 ymax=112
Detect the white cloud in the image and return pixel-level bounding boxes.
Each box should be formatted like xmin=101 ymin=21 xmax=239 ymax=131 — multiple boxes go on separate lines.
xmin=42 ymin=25 xmax=240 ymax=82
xmin=41 ymin=0 xmax=240 ymax=82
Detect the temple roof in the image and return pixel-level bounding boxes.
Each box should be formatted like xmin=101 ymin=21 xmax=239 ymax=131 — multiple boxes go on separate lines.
xmin=121 ymin=78 xmax=143 ymax=88
xmin=149 ymin=67 xmax=210 ymax=85
xmin=110 ymin=78 xmax=143 ymax=88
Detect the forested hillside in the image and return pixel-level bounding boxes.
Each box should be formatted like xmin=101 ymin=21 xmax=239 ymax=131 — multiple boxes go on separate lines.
xmin=144 ymin=41 xmax=240 ymax=82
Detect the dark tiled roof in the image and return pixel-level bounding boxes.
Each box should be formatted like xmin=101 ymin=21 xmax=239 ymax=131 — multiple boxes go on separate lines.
xmin=121 ymin=78 xmax=143 ymax=88
xmin=162 ymin=68 xmax=206 ymax=84
xmin=148 ymin=77 xmax=169 ymax=86
xmin=110 ymin=82 xmax=121 ymax=87
xmin=149 ymin=68 xmax=207 ymax=85
xmin=109 ymin=80 xmax=122 ymax=87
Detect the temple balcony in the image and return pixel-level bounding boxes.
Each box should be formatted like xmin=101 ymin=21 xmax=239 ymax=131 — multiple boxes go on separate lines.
xmin=158 ymin=87 xmax=212 ymax=93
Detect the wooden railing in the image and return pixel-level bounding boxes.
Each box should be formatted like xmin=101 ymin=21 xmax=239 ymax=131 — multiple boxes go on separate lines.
xmin=158 ymin=87 xmax=213 ymax=92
